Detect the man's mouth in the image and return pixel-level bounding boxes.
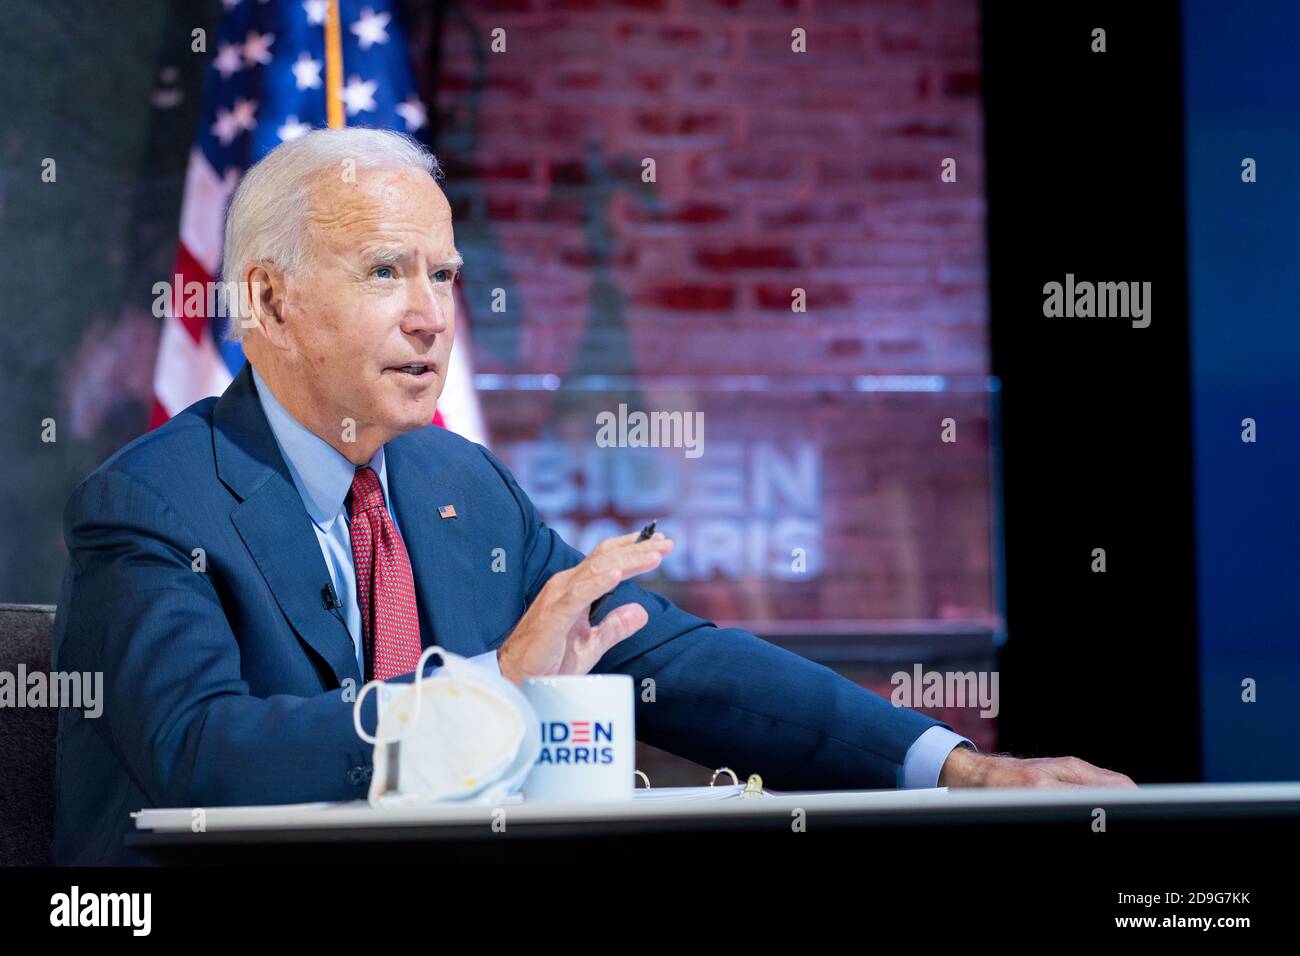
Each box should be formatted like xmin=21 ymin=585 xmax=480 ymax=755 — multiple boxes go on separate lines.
xmin=387 ymin=363 xmax=436 ymax=377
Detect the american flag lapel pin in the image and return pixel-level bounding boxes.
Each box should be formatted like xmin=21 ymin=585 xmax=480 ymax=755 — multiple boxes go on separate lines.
xmin=438 ymin=504 xmax=458 ymax=519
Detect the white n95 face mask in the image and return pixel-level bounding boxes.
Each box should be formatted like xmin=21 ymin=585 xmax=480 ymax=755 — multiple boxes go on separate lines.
xmin=351 ymin=645 xmax=541 ymax=807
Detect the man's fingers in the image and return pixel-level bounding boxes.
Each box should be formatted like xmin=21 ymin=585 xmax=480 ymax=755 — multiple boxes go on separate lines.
xmin=1064 ymin=762 xmax=1132 ymax=787
xmin=1048 ymin=758 xmax=1137 ymax=788
xmin=1089 ymin=767 xmax=1138 ymax=788
xmin=536 ymin=536 xmax=673 ymax=622
xmin=556 ymin=538 xmax=672 ymax=613
xmin=588 ymin=602 xmax=650 ymax=655
xmin=589 ymin=530 xmax=650 ymax=555
xmin=546 ymin=566 xmax=624 ymax=619
xmin=549 ymin=551 xmax=656 ymax=618
xmin=581 ymin=536 xmax=672 ymax=584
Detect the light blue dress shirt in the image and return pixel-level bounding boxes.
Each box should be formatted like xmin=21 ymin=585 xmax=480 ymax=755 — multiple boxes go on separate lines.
xmin=251 ymin=365 xmax=500 ymax=682
xmin=251 ymin=365 xmax=973 ymax=787
xmin=902 ymin=726 xmax=977 ymax=788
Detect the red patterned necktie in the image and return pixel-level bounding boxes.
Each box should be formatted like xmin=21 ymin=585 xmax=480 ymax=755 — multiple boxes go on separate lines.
xmin=346 ymin=465 xmax=423 ymax=682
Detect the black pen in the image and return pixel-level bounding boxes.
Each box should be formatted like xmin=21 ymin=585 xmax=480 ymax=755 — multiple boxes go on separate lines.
xmin=587 ymin=520 xmax=657 ymax=625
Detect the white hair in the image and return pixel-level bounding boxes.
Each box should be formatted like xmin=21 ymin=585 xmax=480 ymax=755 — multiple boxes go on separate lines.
xmin=220 ymin=127 xmax=443 ymax=341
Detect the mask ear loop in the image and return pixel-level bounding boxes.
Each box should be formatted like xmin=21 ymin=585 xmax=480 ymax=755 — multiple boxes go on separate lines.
xmin=352 ymin=645 xmax=445 ymax=745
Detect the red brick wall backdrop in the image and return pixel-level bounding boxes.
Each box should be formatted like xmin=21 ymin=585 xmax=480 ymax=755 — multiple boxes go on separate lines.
xmin=419 ymin=0 xmax=995 ymax=776
xmin=429 ymin=0 xmax=986 ymax=378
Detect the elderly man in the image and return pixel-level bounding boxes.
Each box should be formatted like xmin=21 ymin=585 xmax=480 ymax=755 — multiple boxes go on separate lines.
xmin=52 ymin=127 xmax=1133 ymax=865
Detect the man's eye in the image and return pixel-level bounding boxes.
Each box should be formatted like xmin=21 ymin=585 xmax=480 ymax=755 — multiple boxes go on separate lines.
xmin=432 ymin=269 xmax=454 ymax=283
xmin=372 ymin=266 xmax=395 ymax=279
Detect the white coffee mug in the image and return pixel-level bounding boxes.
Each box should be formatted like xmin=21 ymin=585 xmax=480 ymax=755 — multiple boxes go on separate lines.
xmin=520 ymin=674 xmax=635 ymax=802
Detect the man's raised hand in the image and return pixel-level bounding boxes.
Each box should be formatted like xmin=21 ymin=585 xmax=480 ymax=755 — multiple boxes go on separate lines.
xmin=496 ymin=531 xmax=674 ymax=685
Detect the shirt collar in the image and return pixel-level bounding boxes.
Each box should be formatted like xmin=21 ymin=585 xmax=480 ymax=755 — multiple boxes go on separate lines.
xmin=250 ymin=363 xmax=388 ymax=532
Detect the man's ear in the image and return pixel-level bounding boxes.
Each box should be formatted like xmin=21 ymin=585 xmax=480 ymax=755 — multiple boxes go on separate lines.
xmin=241 ymin=261 xmax=292 ymax=349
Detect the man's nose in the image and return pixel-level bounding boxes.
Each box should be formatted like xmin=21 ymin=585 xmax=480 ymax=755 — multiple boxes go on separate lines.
xmin=401 ymin=274 xmax=451 ymax=334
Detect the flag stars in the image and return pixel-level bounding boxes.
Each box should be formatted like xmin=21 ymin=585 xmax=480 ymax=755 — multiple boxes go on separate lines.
xmin=303 ymin=0 xmax=328 ymax=25
xmin=213 ymin=43 xmax=243 ymax=80
xmin=292 ymin=52 xmax=323 ymax=90
xmin=231 ymin=97 xmax=260 ymax=133
xmin=242 ymin=29 xmax=275 ymax=68
xmin=211 ymin=97 xmax=258 ymax=145
xmin=341 ymin=75 xmax=378 ymax=116
xmin=278 ymin=116 xmax=311 ymax=142
xmin=396 ymin=95 xmax=427 ymax=132
xmin=350 ymin=7 xmax=391 ymax=50
xmin=211 ymin=107 xmax=241 ymax=146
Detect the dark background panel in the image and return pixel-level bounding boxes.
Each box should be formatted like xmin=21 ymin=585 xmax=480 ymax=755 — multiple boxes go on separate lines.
xmin=983 ymin=0 xmax=1201 ymax=782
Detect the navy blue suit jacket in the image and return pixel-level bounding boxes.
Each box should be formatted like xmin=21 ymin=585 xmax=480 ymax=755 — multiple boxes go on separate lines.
xmin=51 ymin=362 xmax=947 ymax=864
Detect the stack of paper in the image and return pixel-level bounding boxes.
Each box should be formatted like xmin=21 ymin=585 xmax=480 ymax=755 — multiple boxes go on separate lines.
xmin=630 ymin=784 xmax=752 ymax=801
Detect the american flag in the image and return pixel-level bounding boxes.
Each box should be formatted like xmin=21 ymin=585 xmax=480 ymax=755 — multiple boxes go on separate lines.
xmin=151 ymin=0 xmax=487 ymax=444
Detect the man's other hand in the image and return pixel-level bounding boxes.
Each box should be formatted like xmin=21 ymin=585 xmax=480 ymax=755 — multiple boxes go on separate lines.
xmin=496 ymin=531 xmax=674 ymax=686
xmin=939 ymin=747 xmax=1137 ymax=789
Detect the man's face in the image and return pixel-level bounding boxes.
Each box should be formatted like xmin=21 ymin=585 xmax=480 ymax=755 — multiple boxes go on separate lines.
xmin=276 ymin=164 xmax=459 ymax=444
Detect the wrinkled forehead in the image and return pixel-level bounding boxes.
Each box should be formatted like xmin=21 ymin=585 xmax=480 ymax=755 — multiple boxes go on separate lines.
xmin=303 ymin=164 xmax=452 ymax=251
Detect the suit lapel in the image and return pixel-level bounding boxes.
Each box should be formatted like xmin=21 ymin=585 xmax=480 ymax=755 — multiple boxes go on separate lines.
xmin=213 ymin=363 xmax=361 ymax=687
xmin=385 ymin=434 xmax=482 ymax=658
